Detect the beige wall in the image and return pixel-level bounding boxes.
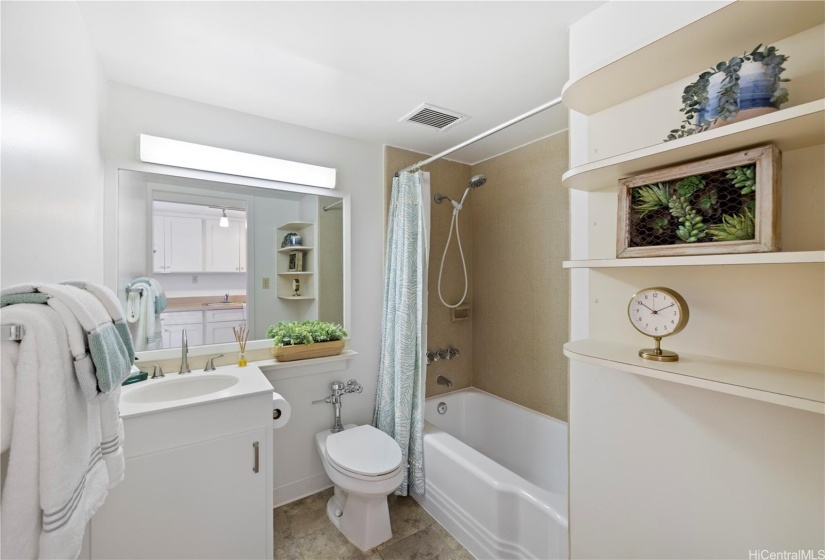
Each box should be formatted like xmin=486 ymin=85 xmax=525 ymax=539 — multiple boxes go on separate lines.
xmin=384 ymin=146 xmax=473 ymax=397
xmin=318 ymin=195 xmax=344 ymax=325
xmin=471 ymin=132 xmax=570 ymax=420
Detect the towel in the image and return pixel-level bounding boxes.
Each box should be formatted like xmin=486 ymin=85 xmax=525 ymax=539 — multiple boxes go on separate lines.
xmin=126 ymin=291 xmax=140 ymax=323
xmin=46 ymin=297 xmax=104 ymax=403
xmin=1 ymin=283 xmax=135 ymax=394
xmin=0 ymin=292 xmax=49 ymax=307
xmin=64 ymin=281 xmax=136 ymax=364
xmin=0 ymin=304 xmax=115 ymax=559
xmin=127 ymin=280 xmax=163 ymax=352
xmin=128 ymin=277 xmax=167 ymax=315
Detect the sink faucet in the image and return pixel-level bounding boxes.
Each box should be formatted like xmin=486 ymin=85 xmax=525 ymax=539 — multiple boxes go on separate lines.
xmin=224 ymin=293 xmax=230 ymax=303
xmin=179 ymin=329 xmax=191 ymax=374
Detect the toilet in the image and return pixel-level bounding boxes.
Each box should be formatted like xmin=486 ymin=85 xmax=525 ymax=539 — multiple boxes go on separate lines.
xmin=315 ymin=424 xmax=404 ymax=550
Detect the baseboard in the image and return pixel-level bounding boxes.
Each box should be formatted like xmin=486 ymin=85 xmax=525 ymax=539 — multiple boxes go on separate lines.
xmin=273 ymin=472 xmax=333 ymax=508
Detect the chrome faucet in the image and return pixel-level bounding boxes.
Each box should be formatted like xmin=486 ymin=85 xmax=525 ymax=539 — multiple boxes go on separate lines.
xmin=223 ymin=293 xmax=230 ymax=303
xmin=179 ymin=330 xmax=191 ymax=374
xmin=437 ymin=375 xmax=453 ymax=388
xmin=312 ymin=379 xmax=363 ymax=433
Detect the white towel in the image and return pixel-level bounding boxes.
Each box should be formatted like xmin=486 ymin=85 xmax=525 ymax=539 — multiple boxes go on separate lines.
xmin=0 ymin=304 xmax=114 ymax=559
xmin=126 ymin=291 xmax=140 ymax=323
xmin=129 ymin=281 xmax=162 ymax=351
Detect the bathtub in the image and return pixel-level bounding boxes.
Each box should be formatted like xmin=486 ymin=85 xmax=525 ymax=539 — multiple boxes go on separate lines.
xmin=413 ymin=388 xmax=568 ymax=560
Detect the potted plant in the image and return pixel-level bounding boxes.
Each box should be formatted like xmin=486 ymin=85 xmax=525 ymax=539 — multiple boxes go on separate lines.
xmin=666 ymin=44 xmax=789 ymax=141
xmin=267 ymin=320 xmax=347 ymax=361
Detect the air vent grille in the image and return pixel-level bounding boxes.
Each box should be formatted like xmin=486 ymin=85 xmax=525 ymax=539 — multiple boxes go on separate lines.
xmin=401 ymin=104 xmax=469 ymax=132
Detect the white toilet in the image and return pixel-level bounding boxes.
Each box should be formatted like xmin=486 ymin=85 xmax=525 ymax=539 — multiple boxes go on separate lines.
xmin=315 ymin=424 xmax=404 ymax=550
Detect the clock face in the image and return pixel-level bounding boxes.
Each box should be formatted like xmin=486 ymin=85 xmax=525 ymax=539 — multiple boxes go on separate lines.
xmin=628 ymin=288 xmax=689 ymax=338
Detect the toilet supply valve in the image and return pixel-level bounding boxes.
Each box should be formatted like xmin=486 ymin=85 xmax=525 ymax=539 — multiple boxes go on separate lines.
xmin=312 ymin=380 xmax=363 ymax=433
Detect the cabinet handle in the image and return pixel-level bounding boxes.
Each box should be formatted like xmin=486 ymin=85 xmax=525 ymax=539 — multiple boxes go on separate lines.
xmin=252 ymin=441 xmax=259 ymax=473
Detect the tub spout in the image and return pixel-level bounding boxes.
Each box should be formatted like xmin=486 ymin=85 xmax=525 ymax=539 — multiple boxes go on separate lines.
xmin=437 ymin=375 xmax=453 ymax=388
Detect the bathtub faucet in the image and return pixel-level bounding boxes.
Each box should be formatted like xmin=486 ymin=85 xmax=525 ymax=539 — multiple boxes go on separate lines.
xmin=312 ymin=379 xmax=363 ymax=433
xmin=437 ymin=375 xmax=453 ymax=388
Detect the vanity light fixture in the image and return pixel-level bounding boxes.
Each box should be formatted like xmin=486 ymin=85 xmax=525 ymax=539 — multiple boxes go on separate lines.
xmin=140 ymin=134 xmax=337 ymax=189
xmin=219 ymin=209 xmax=229 ymax=228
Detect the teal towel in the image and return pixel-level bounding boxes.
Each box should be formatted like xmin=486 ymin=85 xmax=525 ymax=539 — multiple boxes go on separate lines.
xmin=0 ymin=293 xmax=49 ymax=307
xmin=88 ymin=325 xmax=134 ymax=393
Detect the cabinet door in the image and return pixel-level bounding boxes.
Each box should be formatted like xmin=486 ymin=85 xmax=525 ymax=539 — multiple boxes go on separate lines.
xmin=91 ymin=429 xmax=269 ymax=559
xmin=205 ymin=319 xmax=246 ymax=345
xmin=153 ymin=217 xmax=166 ymax=272
xmin=165 ymin=216 xmax=203 ymax=272
xmin=204 ymin=219 xmax=242 ymax=272
xmin=161 ymin=322 xmax=204 ymax=349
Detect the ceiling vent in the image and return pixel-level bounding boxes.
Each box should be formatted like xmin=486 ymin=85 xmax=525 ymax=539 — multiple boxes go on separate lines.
xmin=401 ymin=104 xmax=469 ymax=132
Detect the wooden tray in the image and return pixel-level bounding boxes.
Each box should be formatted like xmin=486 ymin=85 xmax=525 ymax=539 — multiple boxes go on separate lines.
xmin=272 ymin=339 xmax=345 ymax=362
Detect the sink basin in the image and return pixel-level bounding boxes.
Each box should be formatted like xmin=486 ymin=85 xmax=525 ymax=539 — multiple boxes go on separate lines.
xmin=123 ymin=375 xmax=239 ymax=404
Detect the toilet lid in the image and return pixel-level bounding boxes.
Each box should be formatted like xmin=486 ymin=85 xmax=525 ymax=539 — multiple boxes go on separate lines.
xmin=326 ymin=425 xmax=402 ymax=477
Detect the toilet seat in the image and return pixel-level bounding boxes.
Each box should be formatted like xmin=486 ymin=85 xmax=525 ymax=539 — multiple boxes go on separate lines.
xmin=326 ymin=425 xmax=403 ymax=480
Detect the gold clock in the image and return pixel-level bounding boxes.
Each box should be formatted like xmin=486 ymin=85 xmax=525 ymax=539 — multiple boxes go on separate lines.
xmin=628 ymin=287 xmax=689 ymax=362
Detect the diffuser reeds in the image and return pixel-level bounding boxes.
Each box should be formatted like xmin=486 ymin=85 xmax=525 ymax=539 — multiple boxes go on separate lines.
xmin=233 ymin=325 xmax=249 ymax=367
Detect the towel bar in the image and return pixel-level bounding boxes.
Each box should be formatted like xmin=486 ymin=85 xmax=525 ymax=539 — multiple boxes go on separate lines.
xmin=2 ymin=323 xmax=25 ymax=341
xmin=125 ymin=286 xmax=145 ymax=294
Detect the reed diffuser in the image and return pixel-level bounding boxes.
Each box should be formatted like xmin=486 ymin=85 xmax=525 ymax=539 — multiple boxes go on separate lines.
xmin=233 ymin=326 xmax=249 ymax=367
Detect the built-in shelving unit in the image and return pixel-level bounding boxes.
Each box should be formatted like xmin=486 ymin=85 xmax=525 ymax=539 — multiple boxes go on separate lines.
xmin=276 ymin=221 xmax=316 ymax=300
xmin=564 ymin=251 xmax=825 ymax=269
xmin=562 ymin=99 xmax=825 ymax=191
xmin=564 ymin=339 xmax=825 ymax=414
xmin=562 ymin=1 xmax=825 ymax=115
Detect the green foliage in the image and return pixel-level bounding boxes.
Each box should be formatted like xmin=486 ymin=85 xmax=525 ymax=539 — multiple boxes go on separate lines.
xmin=697 ymin=187 xmax=719 ymax=215
xmin=707 ymin=208 xmax=755 ymax=241
xmin=669 ymin=195 xmax=707 ymax=243
xmin=633 ymin=183 xmax=671 ymax=217
xmin=725 ymin=165 xmax=756 ymax=195
xmin=666 ymin=44 xmax=789 ymax=141
xmin=650 ymin=215 xmax=670 ymax=235
xmin=266 ymin=320 xmax=347 ymax=347
xmin=676 ymin=175 xmax=704 ymax=197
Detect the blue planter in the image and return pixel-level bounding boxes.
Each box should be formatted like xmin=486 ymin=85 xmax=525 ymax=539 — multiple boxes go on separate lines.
xmin=697 ymin=61 xmax=779 ymax=125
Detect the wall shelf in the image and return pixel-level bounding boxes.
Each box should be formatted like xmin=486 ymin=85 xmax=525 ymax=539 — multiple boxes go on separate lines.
xmin=564 ymin=339 xmax=825 ymax=414
xmin=277 ymin=296 xmax=315 ymax=300
xmin=277 ymin=272 xmax=314 ymax=276
xmin=277 ymin=246 xmax=313 ymax=253
xmin=562 ymin=99 xmax=825 ymax=191
xmin=277 ymin=221 xmax=313 ymax=231
xmin=562 ymin=1 xmax=825 ymax=115
xmin=563 ymin=251 xmax=825 ymax=269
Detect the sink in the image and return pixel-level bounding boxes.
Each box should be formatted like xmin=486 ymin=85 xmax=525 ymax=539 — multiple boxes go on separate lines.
xmin=123 ymin=375 xmax=239 ymax=404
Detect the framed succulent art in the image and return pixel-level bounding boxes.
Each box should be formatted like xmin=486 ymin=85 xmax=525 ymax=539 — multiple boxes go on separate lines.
xmin=617 ymin=144 xmax=780 ymax=258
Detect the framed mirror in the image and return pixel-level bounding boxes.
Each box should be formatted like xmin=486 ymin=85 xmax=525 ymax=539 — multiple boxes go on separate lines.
xmin=116 ymin=168 xmax=348 ymax=356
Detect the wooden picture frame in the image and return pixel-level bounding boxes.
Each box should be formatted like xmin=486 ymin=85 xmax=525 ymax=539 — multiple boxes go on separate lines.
xmin=617 ymin=144 xmax=780 ymax=258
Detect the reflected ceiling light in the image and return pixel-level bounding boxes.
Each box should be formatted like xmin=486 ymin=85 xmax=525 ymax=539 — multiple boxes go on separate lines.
xmin=219 ymin=209 xmax=229 ymax=228
xmin=140 ymin=134 xmax=336 ymax=189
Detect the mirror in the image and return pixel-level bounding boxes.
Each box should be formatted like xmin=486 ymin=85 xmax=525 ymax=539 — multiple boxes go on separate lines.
xmin=117 ymin=169 xmax=345 ymax=352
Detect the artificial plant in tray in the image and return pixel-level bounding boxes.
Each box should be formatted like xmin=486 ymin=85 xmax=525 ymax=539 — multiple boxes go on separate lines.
xmin=666 ymin=44 xmax=789 ymax=141
xmin=267 ymin=320 xmax=347 ymax=361
xmin=617 ymin=145 xmax=779 ymax=258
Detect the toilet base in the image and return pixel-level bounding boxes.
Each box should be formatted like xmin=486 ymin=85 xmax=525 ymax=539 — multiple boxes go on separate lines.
xmin=326 ymin=487 xmax=393 ymax=551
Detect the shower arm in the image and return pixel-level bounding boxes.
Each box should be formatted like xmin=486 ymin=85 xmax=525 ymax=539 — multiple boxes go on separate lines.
xmin=395 ymin=96 xmax=562 ymax=176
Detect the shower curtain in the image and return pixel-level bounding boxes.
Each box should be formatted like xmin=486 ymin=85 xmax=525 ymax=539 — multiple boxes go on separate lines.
xmin=373 ymin=170 xmax=427 ymax=496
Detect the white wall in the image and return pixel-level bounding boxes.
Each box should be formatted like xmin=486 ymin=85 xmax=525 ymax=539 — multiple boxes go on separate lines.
xmin=0 ymin=1 xmax=106 ymax=286
xmin=104 ymin=83 xmax=385 ymax=504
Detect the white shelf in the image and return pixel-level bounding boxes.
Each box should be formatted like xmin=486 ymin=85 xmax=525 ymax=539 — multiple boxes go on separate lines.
xmin=562 ymin=1 xmax=825 ymax=115
xmin=277 ymin=246 xmax=313 ymax=253
xmin=564 ymin=339 xmax=825 ymax=414
xmin=277 ymin=272 xmax=314 ymax=276
xmin=277 ymin=221 xmax=313 ymax=231
xmin=564 ymin=251 xmax=825 ymax=269
xmin=562 ymin=99 xmax=825 ymax=191
xmin=277 ymin=296 xmax=315 ymax=300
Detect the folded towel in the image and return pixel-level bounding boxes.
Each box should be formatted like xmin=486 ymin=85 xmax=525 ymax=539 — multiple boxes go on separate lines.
xmin=0 ymin=292 xmax=50 ymax=307
xmin=0 ymin=304 xmax=113 ymax=559
xmin=65 ymin=281 xmax=136 ymax=364
xmin=126 ymin=291 xmax=140 ymax=323
xmin=27 ymin=283 xmax=134 ymax=393
xmin=47 ymin=297 xmax=104 ymax=403
xmin=128 ymin=280 xmax=163 ymax=352
xmin=128 ymin=277 xmax=167 ymax=315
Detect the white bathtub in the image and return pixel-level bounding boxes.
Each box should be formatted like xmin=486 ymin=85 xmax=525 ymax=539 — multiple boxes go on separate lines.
xmin=413 ymin=388 xmax=568 ymax=560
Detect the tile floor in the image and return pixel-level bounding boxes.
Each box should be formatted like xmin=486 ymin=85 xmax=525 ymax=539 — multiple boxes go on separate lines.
xmin=274 ymin=488 xmax=474 ymax=560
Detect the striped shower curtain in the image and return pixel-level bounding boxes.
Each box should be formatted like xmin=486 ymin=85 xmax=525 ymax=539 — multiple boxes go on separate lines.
xmin=373 ymin=170 xmax=427 ymax=496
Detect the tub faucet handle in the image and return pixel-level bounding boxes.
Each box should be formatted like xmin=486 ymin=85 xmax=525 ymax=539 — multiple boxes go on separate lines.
xmin=426 ymin=351 xmax=435 ymax=365
xmin=446 ymin=347 xmax=459 ymax=359
xmin=435 ymin=348 xmax=449 ymax=361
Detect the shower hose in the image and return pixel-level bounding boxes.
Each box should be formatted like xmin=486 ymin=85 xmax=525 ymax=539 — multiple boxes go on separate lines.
xmin=437 ymin=204 xmax=468 ymax=308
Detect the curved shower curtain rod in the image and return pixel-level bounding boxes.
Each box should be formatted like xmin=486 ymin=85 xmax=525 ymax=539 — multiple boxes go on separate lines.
xmin=395 ymin=96 xmax=563 ymax=176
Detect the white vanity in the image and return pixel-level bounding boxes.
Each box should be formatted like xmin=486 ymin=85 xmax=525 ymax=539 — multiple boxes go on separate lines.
xmin=90 ymin=366 xmax=274 ymax=559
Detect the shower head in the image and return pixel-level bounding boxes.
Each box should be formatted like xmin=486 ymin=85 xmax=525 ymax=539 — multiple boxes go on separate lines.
xmin=469 ymin=174 xmax=487 ymax=189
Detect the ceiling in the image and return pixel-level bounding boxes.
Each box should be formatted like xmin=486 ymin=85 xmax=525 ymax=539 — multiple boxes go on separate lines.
xmin=78 ymin=1 xmax=603 ymax=164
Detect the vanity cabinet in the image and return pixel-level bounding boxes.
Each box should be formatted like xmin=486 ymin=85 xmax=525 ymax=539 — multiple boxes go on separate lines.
xmin=160 ymin=311 xmax=205 ymax=349
xmin=154 ymin=215 xmax=204 ymax=273
xmin=205 ymin=218 xmax=247 ymax=272
xmin=205 ymin=308 xmax=246 ymax=345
